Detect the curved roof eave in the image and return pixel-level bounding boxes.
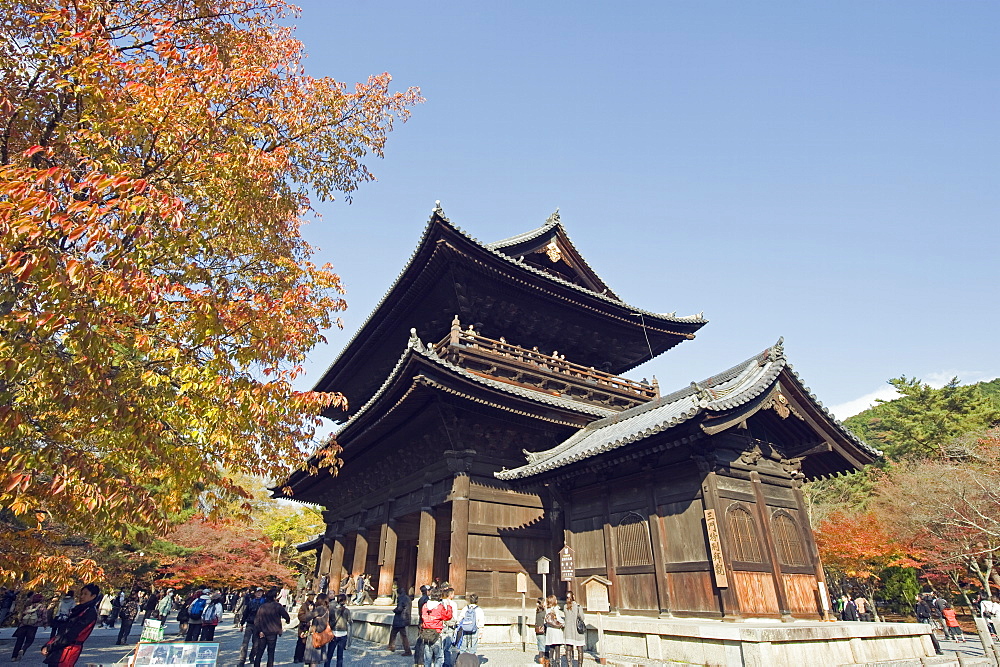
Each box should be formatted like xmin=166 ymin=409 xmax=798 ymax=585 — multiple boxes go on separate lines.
xmin=496 ymin=339 xmax=878 ymax=481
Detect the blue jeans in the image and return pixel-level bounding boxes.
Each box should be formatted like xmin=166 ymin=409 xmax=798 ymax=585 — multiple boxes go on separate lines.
xmin=327 ymin=634 xmax=348 ymax=667
xmin=458 ymin=630 xmax=479 ymax=654
xmin=423 ymin=637 xmax=445 ymax=667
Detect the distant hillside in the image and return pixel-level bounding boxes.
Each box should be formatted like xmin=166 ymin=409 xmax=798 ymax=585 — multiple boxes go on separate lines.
xmin=843 ymin=376 xmax=1000 ymax=459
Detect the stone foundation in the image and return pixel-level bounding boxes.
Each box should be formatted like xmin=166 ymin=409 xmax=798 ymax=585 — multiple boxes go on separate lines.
xmin=348 ymin=606 xmax=953 ymax=666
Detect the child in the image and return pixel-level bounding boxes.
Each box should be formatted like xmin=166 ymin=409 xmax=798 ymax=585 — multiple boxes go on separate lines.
xmin=941 ymin=603 xmax=965 ymax=642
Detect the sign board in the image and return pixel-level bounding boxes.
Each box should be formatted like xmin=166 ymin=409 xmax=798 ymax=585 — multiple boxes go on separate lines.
xmin=536 ymin=556 xmax=550 ymax=575
xmin=703 ymin=509 xmax=729 ymax=588
xmin=133 ymin=642 xmax=219 ymax=666
xmin=516 ymin=571 xmax=528 ymax=594
xmin=582 ymin=575 xmax=611 ymax=613
xmin=559 ymin=546 xmax=575 ymax=582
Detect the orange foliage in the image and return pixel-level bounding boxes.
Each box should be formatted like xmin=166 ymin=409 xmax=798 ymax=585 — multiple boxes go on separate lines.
xmin=0 ymin=0 xmax=421 ymax=587
xmin=815 ymin=510 xmax=916 ymax=580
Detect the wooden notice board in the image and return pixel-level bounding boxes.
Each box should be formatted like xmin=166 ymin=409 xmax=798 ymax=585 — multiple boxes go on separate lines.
xmin=704 ymin=509 xmax=729 ymax=588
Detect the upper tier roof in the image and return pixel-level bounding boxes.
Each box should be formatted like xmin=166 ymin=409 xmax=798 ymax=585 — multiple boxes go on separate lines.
xmin=496 ymin=340 xmax=879 ymax=482
xmin=313 ymin=206 xmax=707 ymax=420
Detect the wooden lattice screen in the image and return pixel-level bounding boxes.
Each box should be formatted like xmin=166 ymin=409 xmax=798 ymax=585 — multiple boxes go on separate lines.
xmin=772 ymin=512 xmax=807 ymax=566
xmin=727 ymin=505 xmax=763 ymax=563
xmin=616 ymin=512 xmax=653 ymax=567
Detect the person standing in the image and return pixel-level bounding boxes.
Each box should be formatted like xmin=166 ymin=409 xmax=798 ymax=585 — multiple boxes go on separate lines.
xmin=456 ymin=593 xmax=485 ymax=656
xmin=251 ymin=589 xmax=290 ymax=667
xmin=915 ymin=595 xmax=933 ymax=626
xmin=302 ymin=595 xmax=329 ymax=667
xmin=327 ymin=594 xmax=353 ymax=667
xmin=854 ymin=594 xmax=871 ymax=622
xmin=421 ymin=588 xmax=453 ymax=667
xmin=50 ymin=592 xmax=75 ymax=640
xmin=942 ymin=603 xmax=965 ymax=642
xmin=10 ymin=593 xmax=47 ymax=661
xmin=41 ymin=583 xmax=100 ymax=667
xmin=0 ymin=587 xmax=16 ymax=627
xmin=534 ymin=597 xmax=548 ymax=665
xmin=185 ymin=589 xmax=211 ymax=642
xmin=562 ymin=590 xmax=586 ymax=666
xmin=387 ymin=587 xmax=412 ymax=655
xmin=97 ymin=593 xmax=113 ymax=629
xmin=343 ymin=576 xmax=356 ymax=604
xmin=294 ymin=593 xmax=316 ymax=663
xmin=414 ymin=586 xmax=429 ymax=666
xmin=116 ymin=593 xmax=140 ymax=645
xmin=237 ymin=588 xmax=266 ymax=667
xmin=441 ymin=587 xmax=459 ymax=667
xmin=278 ymin=587 xmax=291 ymax=611
xmin=199 ymin=593 xmax=224 ymax=641
xmin=142 ymin=589 xmax=160 ymax=624
xmin=108 ymin=588 xmax=125 ymax=629
xmin=352 ymin=574 xmax=365 ymax=606
xmin=543 ymin=595 xmax=565 ymax=667
xmin=157 ymin=589 xmax=175 ymax=625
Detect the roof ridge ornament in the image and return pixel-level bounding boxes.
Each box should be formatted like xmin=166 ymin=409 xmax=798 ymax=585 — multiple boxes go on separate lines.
xmin=433 ymin=200 xmax=443 ymax=214
xmin=408 ymin=327 xmax=426 ymax=352
xmin=691 ymin=381 xmax=713 ymax=406
xmin=770 ymin=336 xmax=785 ymax=361
xmin=546 ymin=208 xmax=560 ymax=225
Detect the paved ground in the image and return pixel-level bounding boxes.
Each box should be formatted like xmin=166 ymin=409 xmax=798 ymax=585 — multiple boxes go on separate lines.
xmin=0 ymin=609 xmax=556 ymax=666
xmin=0 ymin=611 xmax=989 ymax=666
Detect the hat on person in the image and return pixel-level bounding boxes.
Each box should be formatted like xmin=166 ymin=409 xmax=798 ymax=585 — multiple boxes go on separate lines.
xmin=255 ymin=587 xmax=264 ymax=592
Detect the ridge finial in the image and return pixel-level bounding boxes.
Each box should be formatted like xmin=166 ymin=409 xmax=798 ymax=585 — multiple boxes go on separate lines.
xmin=546 ymin=208 xmax=560 ymax=225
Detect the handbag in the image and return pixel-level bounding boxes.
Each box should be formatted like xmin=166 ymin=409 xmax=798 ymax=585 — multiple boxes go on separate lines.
xmin=312 ymin=625 xmax=334 ymax=648
xmin=576 ymin=614 xmax=586 ymax=635
xmin=535 ymin=624 xmax=545 ymax=635
xmin=419 ymin=626 xmax=440 ymax=644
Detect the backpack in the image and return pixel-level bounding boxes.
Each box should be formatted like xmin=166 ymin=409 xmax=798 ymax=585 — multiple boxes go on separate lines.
xmin=203 ymin=602 xmax=219 ymax=623
xmin=334 ymin=606 xmax=349 ymax=632
xmin=459 ymin=605 xmax=477 ymax=633
xmin=189 ymin=597 xmax=207 ymax=621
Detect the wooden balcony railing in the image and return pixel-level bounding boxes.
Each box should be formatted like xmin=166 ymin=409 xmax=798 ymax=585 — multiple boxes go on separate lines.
xmin=432 ymin=316 xmax=658 ymax=410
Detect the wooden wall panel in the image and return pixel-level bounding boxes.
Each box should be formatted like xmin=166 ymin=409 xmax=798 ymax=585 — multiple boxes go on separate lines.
xmin=616 ymin=573 xmax=658 ymax=611
xmin=783 ymin=574 xmax=820 ymax=615
xmin=470 ymin=499 xmax=545 ymax=529
xmin=659 ymin=500 xmax=709 ymax=563
xmin=666 ymin=571 xmax=717 ymax=614
xmin=466 ymin=571 xmax=494 ymax=599
xmin=570 ymin=516 xmax=606 ymax=569
xmin=733 ymin=571 xmax=779 ymax=615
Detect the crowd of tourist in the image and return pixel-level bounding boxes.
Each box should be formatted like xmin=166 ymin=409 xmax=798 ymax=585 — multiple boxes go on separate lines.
xmin=7 ymin=577 xmax=996 ymax=666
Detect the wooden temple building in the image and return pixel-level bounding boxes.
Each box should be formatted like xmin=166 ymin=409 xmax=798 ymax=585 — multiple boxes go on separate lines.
xmin=281 ymin=207 xmax=877 ymax=620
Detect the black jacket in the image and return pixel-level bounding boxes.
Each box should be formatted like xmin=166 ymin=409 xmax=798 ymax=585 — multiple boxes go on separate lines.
xmin=254 ymin=600 xmax=290 ymax=636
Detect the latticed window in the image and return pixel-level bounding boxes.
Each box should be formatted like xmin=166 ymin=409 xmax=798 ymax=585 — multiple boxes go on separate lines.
xmin=772 ymin=512 xmax=807 ymax=566
xmin=727 ymin=505 xmax=763 ymax=563
xmin=615 ymin=512 xmax=653 ymax=567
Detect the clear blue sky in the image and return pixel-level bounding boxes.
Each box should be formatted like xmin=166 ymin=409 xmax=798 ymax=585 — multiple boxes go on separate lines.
xmin=287 ymin=1 xmax=999 ymax=422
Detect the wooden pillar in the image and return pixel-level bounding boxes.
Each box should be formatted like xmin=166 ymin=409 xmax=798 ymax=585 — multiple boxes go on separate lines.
xmin=352 ymin=528 xmax=369 ymax=580
xmin=646 ymin=470 xmax=672 ymax=618
xmin=701 ymin=469 xmax=742 ymax=620
xmin=377 ymin=519 xmax=399 ymax=602
xmin=416 ymin=506 xmax=436 ymax=588
xmin=329 ymin=535 xmax=346 ymax=595
xmin=750 ymin=471 xmax=792 ymax=620
xmin=316 ymin=539 xmax=333 ymax=590
xmin=449 ymin=473 xmax=471 ymax=598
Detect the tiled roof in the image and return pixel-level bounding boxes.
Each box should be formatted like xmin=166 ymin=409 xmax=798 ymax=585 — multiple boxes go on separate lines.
xmin=313 ymin=207 xmax=706 ymax=396
xmin=332 ymin=330 xmax=616 ymax=442
xmin=495 ymin=340 xmax=878 ymax=480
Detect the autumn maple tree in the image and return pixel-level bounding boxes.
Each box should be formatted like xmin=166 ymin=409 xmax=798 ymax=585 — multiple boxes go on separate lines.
xmin=0 ymin=0 xmax=421 ymax=586
xmin=153 ymin=517 xmax=295 ymax=590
